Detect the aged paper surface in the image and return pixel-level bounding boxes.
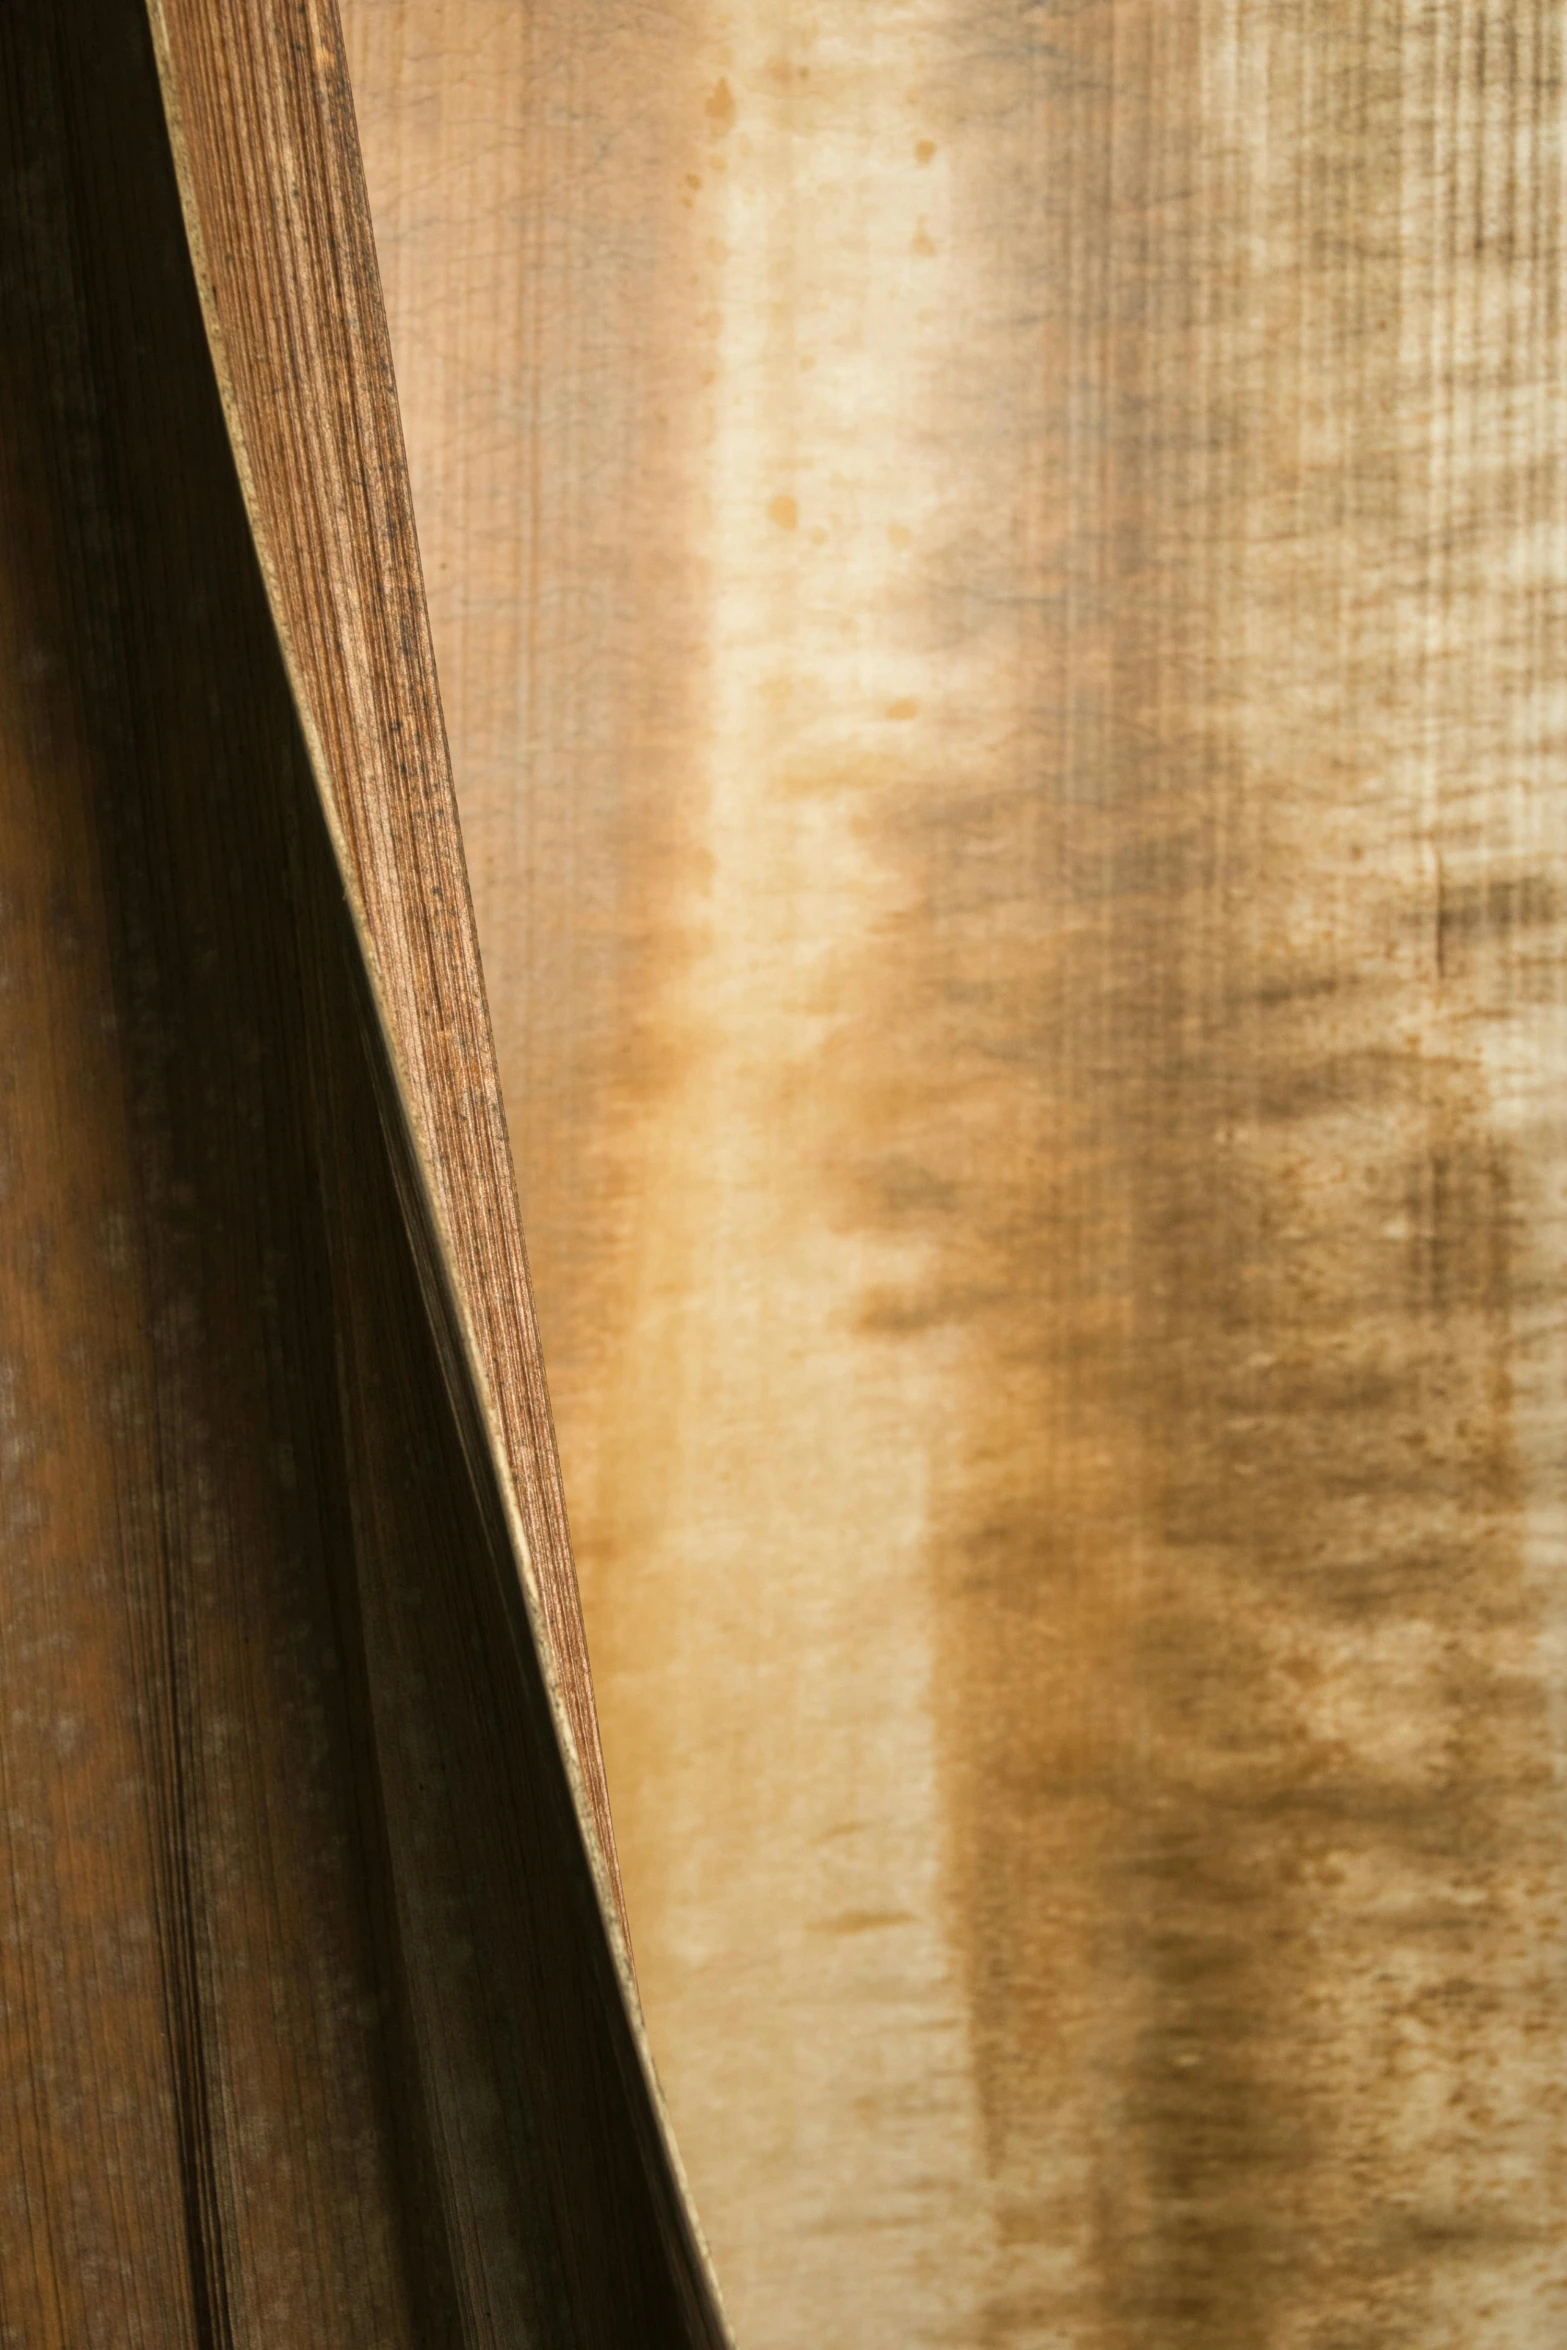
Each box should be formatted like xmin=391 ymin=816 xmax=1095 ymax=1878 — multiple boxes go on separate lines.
xmin=348 ymin=7 xmax=1567 ymax=2343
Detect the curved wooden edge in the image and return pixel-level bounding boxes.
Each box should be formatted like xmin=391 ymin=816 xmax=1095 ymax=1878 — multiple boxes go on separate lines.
xmin=137 ymin=0 xmax=618 ymax=1919
xmin=140 ymin=0 xmax=734 ymax=2334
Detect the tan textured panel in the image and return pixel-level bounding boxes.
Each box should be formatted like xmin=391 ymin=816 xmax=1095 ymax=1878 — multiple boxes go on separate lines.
xmin=347 ymin=4 xmax=1567 ymax=2344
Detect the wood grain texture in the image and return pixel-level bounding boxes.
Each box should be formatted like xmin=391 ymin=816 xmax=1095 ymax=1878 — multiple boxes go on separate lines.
xmin=346 ymin=4 xmax=1567 ymax=2346
xmin=0 ymin=2 xmax=725 ymax=2340
xmin=146 ymin=0 xmax=621 ymax=1904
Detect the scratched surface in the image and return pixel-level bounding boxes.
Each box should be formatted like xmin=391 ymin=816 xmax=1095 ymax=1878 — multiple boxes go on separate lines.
xmin=346 ymin=5 xmax=1567 ymax=2344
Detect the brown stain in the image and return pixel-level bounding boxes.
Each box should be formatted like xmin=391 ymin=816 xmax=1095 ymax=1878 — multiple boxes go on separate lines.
xmin=811 ymin=3 xmax=1567 ymax=2342
xmin=342 ymin=0 xmax=719 ymax=1770
xmin=348 ymin=0 xmax=1567 ymax=2344
xmin=347 ymin=15 xmax=1017 ymax=2338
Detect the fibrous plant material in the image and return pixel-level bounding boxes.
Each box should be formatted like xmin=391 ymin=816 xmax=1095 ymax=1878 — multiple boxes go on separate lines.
xmin=0 ymin=4 xmax=726 ymax=2342
xmin=346 ymin=5 xmax=1567 ymax=2347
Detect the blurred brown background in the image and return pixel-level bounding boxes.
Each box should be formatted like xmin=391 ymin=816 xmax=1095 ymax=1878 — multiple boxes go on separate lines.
xmin=343 ymin=6 xmax=1567 ymax=2343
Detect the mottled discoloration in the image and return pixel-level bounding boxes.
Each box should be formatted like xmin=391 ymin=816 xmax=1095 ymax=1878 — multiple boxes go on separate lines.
xmin=815 ymin=7 xmax=1567 ymax=2342
xmin=350 ymin=2 xmax=1567 ymax=2344
xmin=341 ymin=0 xmax=716 ymax=1453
